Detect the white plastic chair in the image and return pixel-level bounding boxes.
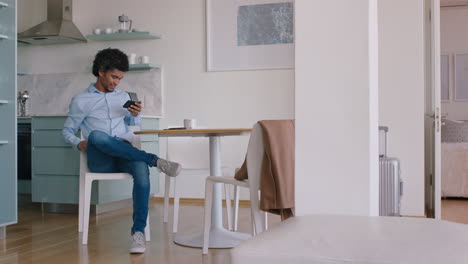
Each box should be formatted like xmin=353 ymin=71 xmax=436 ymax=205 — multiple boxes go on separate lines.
xmin=78 ymin=126 xmax=150 ymax=245
xmin=162 ymin=135 xmax=235 ymax=233
xmin=202 ymin=123 xmax=268 ymax=254
xmin=163 ymin=136 xmax=208 ymax=234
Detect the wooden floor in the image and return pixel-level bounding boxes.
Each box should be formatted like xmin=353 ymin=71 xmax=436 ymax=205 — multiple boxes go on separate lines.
xmin=0 ymin=198 xmax=281 ymax=264
xmin=441 ymin=198 xmax=468 ymax=224
xmin=1 ymin=198 xmax=468 ymax=264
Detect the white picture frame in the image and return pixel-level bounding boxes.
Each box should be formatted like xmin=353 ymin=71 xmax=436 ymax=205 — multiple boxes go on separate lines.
xmin=206 ymin=0 xmax=294 ymax=71
xmin=441 ymin=54 xmax=450 ymax=102
xmin=454 ymin=53 xmax=468 ymax=101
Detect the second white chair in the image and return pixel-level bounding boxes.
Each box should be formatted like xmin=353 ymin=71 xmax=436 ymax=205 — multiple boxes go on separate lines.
xmin=78 ymin=126 xmax=150 ymax=245
xmin=202 ymin=123 xmax=268 ymax=254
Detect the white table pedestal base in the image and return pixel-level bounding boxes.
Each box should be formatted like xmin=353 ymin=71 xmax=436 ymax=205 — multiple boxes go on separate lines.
xmin=174 ymin=228 xmax=251 ymax=248
xmin=173 ymin=136 xmax=252 ymax=249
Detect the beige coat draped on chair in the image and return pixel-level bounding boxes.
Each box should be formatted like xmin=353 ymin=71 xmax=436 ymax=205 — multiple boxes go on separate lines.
xmin=235 ymin=120 xmax=295 ymax=220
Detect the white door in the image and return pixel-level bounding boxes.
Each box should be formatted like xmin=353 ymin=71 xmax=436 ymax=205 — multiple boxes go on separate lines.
xmin=424 ymin=0 xmax=441 ymax=219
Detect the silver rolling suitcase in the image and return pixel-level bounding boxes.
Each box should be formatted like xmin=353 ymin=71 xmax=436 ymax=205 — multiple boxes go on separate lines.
xmin=379 ymin=126 xmax=403 ymax=217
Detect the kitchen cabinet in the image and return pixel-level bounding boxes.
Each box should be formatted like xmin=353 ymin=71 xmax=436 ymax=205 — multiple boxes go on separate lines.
xmin=31 ymin=116 xmax=160 ymax=209
xmin=0 ymin=0 xmax=17 ymax=234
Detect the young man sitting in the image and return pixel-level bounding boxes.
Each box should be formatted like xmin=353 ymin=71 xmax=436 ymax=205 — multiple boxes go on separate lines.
xmin=62 ymin=48 xmax=181 ymax=253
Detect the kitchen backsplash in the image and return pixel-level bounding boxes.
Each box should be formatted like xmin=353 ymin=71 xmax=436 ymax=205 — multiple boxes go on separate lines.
xmin=17 ymin=70 xmax=163 ymax=117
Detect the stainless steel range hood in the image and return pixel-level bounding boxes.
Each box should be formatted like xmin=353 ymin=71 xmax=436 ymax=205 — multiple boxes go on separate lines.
xmin=18 ymin=0 xmax=87 ymax=45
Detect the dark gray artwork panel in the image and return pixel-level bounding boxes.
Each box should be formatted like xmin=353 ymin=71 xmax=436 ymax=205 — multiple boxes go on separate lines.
xmin=237 ymin=2 xmax=294 ymax=46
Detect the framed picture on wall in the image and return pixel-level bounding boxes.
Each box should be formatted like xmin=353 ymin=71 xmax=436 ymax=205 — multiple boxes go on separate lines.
xmin=454 ymin=53 xmax=468 ymax=101
xmin=441 ymin=54 xmax=450 ymax=102
xmin=206 ymin=0 xmax=295 ymax=71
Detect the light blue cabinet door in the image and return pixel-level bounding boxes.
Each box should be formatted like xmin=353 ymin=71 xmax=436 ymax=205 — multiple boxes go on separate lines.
xmin=0 ymin=0 xmax=17 ymax=228
xmin=31 ymin=117 xmax=98 ymax=204
xmin=32 ymin=175 xmax=98 ymax=204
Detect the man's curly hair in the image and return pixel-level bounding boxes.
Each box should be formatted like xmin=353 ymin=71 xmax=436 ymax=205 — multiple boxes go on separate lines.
xmin=92 ymin=48 xmax=129 ymax=77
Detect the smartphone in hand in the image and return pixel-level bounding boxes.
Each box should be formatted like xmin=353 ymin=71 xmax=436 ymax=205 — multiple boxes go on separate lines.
xmin=123 ymin=92 xmax=139 ymax=108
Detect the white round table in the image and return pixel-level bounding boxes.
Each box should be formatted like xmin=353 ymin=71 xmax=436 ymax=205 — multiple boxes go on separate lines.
xmin=135 ymin=128 xmax=252 ymax=248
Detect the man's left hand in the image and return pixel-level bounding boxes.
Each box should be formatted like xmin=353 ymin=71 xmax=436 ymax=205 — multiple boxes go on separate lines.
xmin=128 ymin=102 xmax=142 ymax=116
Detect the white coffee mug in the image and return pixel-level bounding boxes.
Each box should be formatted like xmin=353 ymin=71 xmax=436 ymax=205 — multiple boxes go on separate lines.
xmin=128 ymin=53 xmax=137 ymax=64
xmin=140 ymin=56 xmax=149 ymax=64
xmin=104 ymin=28 xmax=113 ymax=34
xmin=93 ymin=28 xmax=101 ymax=35
xmin=184 ymin=119 xmax=196 ymax=129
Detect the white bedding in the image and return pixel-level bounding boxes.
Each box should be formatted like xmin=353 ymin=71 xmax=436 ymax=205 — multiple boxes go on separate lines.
xmin=442 ymin=142 xmax=468 ymax=197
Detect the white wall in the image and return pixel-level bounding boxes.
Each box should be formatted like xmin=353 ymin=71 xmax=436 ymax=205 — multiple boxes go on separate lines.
xmin=295 ymin=0 xmax=379 ymax=216
xmin=441 ymin=7 xmax=468 ymax=120
xmin=17 ymin=0 xmax=294 ymax=199
xmin=378 ymin=0 xmax=425 ymax=216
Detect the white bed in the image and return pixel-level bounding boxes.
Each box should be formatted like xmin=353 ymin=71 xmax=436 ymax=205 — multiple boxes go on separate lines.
xmin=442 ymin=120 xmax=468 ymax=198
xmin=442 ymin=142 xmax=468 ymax=197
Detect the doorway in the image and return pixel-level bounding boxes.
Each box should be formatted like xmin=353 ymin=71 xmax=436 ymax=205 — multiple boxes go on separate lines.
xmin=437 ymin=0 xmax=468 ymax=224
xmin=424 ymin=0 xmax=441 ymax=219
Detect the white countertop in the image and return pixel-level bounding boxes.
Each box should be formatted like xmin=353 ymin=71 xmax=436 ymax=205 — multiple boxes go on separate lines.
xmin=17 ymin=115 xmax=161 ymax=118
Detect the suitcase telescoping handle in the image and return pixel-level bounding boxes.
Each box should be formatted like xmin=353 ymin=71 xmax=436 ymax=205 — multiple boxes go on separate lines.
xmin=379 ymin=126 xmax=389 ymax=157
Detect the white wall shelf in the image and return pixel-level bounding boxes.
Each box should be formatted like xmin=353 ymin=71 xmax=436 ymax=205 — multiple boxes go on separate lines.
xmin=0 ymin=141 xmax=8 ymax=145
xmin=0 ymin=100 xmax=8 ymax=104
xmin=87 ymin=63 xmax=161 ymax=72
xmin=128 ymin=63 xmax=161 ymax=71
xmin=0 ymin=34 xmax=8 ymax=40
xmin=86 ymin=32 xmax=161 ymax=42
xmin=0 ymin=2 xmax=8 ymax=8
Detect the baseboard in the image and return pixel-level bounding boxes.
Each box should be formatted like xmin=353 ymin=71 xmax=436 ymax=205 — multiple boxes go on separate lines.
xmin=19 ymin=195 xmax=251 ymax=215
xmin=401 ymin=215 xmax=427 ymax=218
xmin=152 ymin=197 xmax=251 ymax=207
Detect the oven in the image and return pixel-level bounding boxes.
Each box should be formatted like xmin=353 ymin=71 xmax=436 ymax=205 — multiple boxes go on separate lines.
xmin=17 ymin=122 xmax=31 ymax=180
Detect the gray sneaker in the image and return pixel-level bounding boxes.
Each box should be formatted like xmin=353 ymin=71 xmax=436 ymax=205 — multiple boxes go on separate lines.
xmin=157 ymin=158 xmax=182 ymax=177
xmin=129 ymin=231 xmax=146 ymax=254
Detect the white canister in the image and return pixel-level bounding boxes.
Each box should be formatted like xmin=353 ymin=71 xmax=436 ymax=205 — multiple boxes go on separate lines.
xmin=128 ymin=53 xmax=137 ymax=64
xmin=184 ymin=119 xmax=196 ymax=129
xmin=140 ymin=56 xmax=149 ymax=64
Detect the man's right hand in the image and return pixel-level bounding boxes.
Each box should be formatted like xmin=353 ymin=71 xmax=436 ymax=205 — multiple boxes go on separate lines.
xmin=78 ymin=140 xmax=88 ymax=152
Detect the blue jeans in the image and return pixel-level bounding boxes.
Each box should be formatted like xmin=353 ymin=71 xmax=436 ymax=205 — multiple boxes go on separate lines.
xmin=86 ymin=130 xmax=158 ymax=234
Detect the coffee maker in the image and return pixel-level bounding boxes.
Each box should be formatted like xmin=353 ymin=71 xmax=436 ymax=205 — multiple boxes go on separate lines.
xmin=17 ymin=91 xmax=29 ymax=117
xmin=118 ymin=14 xmax=132 ymax=33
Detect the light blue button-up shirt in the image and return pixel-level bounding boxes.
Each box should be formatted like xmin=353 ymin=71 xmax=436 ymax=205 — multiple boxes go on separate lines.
xmin=62 ymin=83 xmax=141 ymax=150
